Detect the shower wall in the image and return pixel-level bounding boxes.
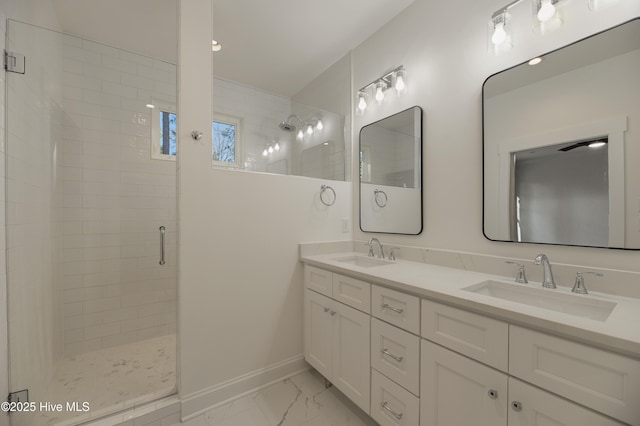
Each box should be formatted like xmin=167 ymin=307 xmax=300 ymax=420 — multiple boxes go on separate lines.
xmin=60 ymin=35 xmax=177 ymax=355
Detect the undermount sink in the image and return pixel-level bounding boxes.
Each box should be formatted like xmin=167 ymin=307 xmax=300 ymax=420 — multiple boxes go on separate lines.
xmin=462 ymin=280 xmax=616 ymax=322
xmin=332 ymin=255 xmax=394 ymax=268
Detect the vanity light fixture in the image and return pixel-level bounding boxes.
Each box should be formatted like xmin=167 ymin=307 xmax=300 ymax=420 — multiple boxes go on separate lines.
xmin=263 ymin=140 xmax=281 ymax=157
xmin=355 ymin=65 xmax=406 ymax=114
xmin=532 ymin=0 xmax=564 ymax=34
xmin=357 ymin=91 xmax=368 ymax=114
xmin=488 ymin=0 xmax=521 ymax=54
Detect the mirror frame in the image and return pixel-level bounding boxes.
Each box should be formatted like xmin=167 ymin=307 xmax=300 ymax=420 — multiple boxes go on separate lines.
xmin=359 ymin=106 xmax=424 ymax=235
xmin=481 ymin=18 xmax=639 ymax=250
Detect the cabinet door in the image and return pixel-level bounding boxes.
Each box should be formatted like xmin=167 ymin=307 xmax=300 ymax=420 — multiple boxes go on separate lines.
xmin=332 ymin=300 xmax=371 ymax=414
xmin=508 ymin=378 xmax=626 ymax=426
xmin=420 ymin=339 xmax=508 ymax=426
xmin=304 ymin=290 xmax=333 ymax=379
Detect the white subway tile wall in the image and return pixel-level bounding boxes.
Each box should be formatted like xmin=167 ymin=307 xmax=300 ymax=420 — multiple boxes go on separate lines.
xmin=60 ymin=35 xmax=177 ymax=356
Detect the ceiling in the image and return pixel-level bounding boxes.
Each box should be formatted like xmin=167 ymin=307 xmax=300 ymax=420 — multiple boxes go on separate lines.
xmin=52 ymin=0 xmax=415 ymax=97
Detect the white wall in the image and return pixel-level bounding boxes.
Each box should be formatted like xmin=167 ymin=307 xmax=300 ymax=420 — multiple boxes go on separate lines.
xmin=60 ymin=35 xmax=177 ymax=355
xmin=178 ymin=0 xmax=351 ymax=416
xmin=352 ymin=0 xmax=640 ymax=275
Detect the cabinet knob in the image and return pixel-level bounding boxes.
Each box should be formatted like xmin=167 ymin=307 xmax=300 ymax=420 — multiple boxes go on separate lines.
xmin=511 ymin=401 xmax=523 ymax=412
xmin=323 ymin=307 xmax=330 ymax=313
xmin=330 ymin=311 xmax=336 ymax=316
xmin=488 ymin=389 xmax=498 ymax=400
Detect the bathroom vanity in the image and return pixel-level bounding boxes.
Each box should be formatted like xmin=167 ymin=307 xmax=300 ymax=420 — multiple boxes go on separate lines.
xmin=301 ymin=251 xmax=640 ymax=426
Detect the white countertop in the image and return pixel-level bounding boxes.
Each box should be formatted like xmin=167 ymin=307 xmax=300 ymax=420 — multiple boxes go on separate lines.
xmin=301 ymin=251 xmax=640 ymax=358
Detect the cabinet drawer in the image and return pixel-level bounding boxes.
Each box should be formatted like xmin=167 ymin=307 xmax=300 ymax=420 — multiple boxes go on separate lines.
xmin=332 ymin=273 xmax=371 ymax=313
xmin=508 ymin=378 xmax=626 ymax=426
xmin=421 ymin=339 xmax=508 ymax=426
xmin=304 ymin=265 xmax=333 ymax=297
xmin=510 ymin=325 xmax=640 ymax=425
xmin=421 ymin=299 xmax=508 ymax=372
xmin=371 ymin=369 xmax=419 ymax=426
xmin=371 ymin=318 xmax=420 ymax=395
xmin=372 ymin=285 xmax=420 ymax=334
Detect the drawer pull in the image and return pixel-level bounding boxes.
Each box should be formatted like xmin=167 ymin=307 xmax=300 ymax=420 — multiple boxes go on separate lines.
xmin=381 ymin=348 xmax=404 ymax=363
xmin=511 ymin=401 xmax=522 ymax=412
xmin=381 ymin=303 xmax=404 ymax=314
xmin=488 ymin=389 xmax=498 ymax=400
xmin=323 ymin=307 xmax=330 ymax=313
xmin=380 ymin=401 xmax=403 ymax=420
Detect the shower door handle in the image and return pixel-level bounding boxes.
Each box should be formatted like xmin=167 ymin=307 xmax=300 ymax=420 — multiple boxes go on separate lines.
xmin=159 ymin=226 xmax=166 ymax=265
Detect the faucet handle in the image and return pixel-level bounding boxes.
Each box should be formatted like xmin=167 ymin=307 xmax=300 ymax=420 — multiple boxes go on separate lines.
xmin=572 ymin=271 xmax=603 ymax=294
xmin=505 ymin=261 xmax=528 ymax=284
xmin=388 ymin=247 xmax=399 ymax=261
xmin=364 ymin=241 xmax=375 ymax=257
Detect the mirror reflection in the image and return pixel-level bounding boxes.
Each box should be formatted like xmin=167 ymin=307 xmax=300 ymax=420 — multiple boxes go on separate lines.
xmin=483 ymin=19 xmax=640 ymax=249
xmin=360 ymin=106 xmax=423 ymax=234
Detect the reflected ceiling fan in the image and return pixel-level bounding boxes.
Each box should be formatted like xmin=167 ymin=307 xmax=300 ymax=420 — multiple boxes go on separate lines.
xmin=558 ymin=138 xmax=608 ymax=152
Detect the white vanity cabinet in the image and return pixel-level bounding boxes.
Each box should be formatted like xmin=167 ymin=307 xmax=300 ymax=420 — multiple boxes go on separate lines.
xmin=303 ymin=266 xmax=371 ymax=414
xmin=420 ymin=299 xmax=632 ymax=426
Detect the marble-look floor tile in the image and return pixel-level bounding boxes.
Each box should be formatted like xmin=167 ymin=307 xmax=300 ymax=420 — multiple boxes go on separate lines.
xmin=203 ymin=369 xmax=376 ymax=426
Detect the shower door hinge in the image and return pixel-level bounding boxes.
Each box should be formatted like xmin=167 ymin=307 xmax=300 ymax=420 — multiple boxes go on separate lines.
xmin=4 ymin=51 xmax=25 ymax=74
xmin=7 ymin=389 xmax=29 ymax=403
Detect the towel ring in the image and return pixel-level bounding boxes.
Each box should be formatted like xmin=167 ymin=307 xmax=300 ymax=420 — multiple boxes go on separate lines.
xmin=320 ymin=185 xmax=336 ymax=206
xmin=374 ymin=188 xmax=388 ymax=208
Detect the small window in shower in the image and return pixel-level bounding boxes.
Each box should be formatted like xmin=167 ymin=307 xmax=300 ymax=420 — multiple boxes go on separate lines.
xmin=151 ymin=100 xmax=177 ymax=161
xmin=212 ymin=113 xmax=242 ymax=168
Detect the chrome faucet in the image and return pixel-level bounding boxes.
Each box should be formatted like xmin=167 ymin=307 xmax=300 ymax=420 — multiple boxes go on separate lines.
xmin=534 ymin=254 xmax=556 ymax=289
xmin=367 ymin=238 xmax=384 ymax=259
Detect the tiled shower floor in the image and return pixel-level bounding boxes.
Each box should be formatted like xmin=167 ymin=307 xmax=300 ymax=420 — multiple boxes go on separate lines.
xmin=30 ymin=334 xmax=176 ymax=426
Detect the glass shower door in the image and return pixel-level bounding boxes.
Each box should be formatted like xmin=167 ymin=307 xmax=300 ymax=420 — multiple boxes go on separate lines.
xmin=5 ymin=20 xmax=177 ymax=426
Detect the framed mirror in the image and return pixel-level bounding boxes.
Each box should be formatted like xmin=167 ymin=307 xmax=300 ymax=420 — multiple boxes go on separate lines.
xmin=483 ymin=18 xmax=640 ymax=249
xmin=360 ymin=106 xmax=423 ymax=234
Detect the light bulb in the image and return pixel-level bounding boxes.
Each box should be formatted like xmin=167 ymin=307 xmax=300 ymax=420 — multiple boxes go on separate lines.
xmin=145 ymin=103 xmax=156 ymax=109
xmin=274 ymin=142 xmax=280 ymax=151
xmin=357 ymin=94 xmax=367 ymax=112
xmin=537 ymin=0 xmax=556 ymax=22
xmin=306 ymin=124 xmax=313 ymax=135
xmin=375 ymin=82 xmax=385 ymax=103
xmin=316 ymin=119 xmax=323 ymax=131
xmin=268 ymin=146 xmax=274 ymax=154
xmin=528 ymin=57 xmax=543 ymax=65
xmin=589 ymin=141 xmax=606 ymax=149
xmin=296 ymin=129 xmax=304 ymax=141
xmin=211 ymin=40 xmax=222 ymax=52
xmin=262 ymin=148 xmax=268 ymax=157
xmin=395 ymin=72 xmax=406 ymax=93
xmin=491 ymin=22 xmax=507 ymax=45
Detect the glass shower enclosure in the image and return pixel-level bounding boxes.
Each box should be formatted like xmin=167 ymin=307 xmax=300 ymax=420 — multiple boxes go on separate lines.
xmin=5 ymin=20 xmax=177 ymax=425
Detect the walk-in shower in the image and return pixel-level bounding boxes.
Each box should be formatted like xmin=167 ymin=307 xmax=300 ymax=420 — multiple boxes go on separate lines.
xmin=5 ymin=21 xmax=177 ymax=425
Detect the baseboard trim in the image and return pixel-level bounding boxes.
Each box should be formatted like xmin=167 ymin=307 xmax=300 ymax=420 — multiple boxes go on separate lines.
xmin=180 ymin=355 xmax=308 ymax=421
